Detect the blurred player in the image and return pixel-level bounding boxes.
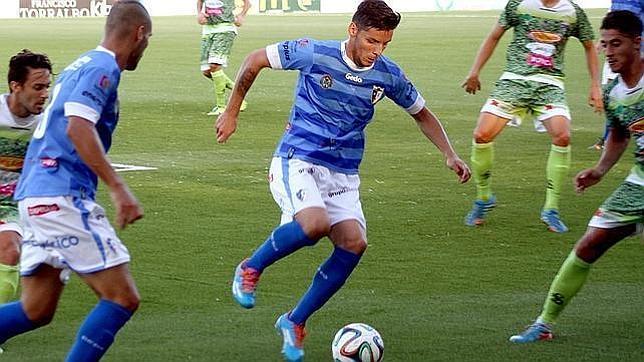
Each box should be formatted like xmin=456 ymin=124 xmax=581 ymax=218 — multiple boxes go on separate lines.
xmin=198 ymin=0 xmax=251 ymax=116
xmin=216 ymin=1 xmax=470 ymax=360
xmin=590 ymin=0 xmax=642 ymax=150
xmin=0 ymin=50 xmax=51 ymax=305
xmin=0 ymin=1 xmax=151 ymax=359
xmin=510 ymin=10 xmax=643 ymax=343
xmin=462 ymin=0 xmax=603 ymax=232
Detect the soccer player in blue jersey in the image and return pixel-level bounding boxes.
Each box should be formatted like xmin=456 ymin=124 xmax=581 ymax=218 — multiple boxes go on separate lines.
xmin=510 ymin=10 xmax=643 ymax=344
xmin=0 ymin=1 xmax=151 ymax=360
xmin=216 ymin=1 xmax=471 ymax=360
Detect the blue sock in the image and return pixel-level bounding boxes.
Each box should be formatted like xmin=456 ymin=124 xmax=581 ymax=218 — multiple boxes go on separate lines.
xmin=289 ymin=247 xmax=362 ymax=325
xmin=66 ymin=299 xmax=133 ymax=362
xmin=602 ymin=125 xmax=609 ymax=140
xmin=246 ymin=221 xmax=317 ymax=272
xmin=0 ymin=302 xmax=38 ymax=344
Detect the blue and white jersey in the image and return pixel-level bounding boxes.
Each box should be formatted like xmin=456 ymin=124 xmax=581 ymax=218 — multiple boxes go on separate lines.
xmin=15 ymin=46 xmax=121 ymax=201
xmin=266 ymin=38 xmax=425 ymax=174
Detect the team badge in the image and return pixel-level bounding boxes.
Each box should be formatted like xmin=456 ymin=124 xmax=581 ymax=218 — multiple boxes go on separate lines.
xmin=371 ymin=86 xmax=384 ymax=104
xmin=320 ymin=75 xmax=333 ymax=89
xmin=296 ymin=189 xmax=306 ymax=201
xmin=98 ymin=75 xmax=110 ymax=90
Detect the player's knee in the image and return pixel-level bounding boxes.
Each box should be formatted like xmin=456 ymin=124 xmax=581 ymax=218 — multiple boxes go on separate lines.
xmin=339 ymin=238 xmax=367 ymax=255
xmin=209 ymin=64 xmax=221 ymax=73
xmin=23 ymin=304 xmax=56 ymax=327
xmin=112 ymin=292 xmax=141 ymax=312
xmin=0 ymin=241 xmax=20 ymax=265
xmin=551 ymin=132 xmax=570 ymax=147
xmin=202 ymin=70 xmax=212 ymax=78
xmin=472 ymin=130 xmax=495 ymax=144
xmin=302 ymin=220 xmax=331 ymax=241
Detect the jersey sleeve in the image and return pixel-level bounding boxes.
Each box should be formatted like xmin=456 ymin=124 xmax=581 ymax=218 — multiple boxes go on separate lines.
xmin=498 ymin=0 xmax=520 ymax=29
xmin=385 ymin=67 xmax=426 ymax=115
xmin=64 ymin=66 xmax=118 ymax=124
xmin=265 ymin=38 xmax=314 ymax=71
xmin=603 ymin=82 xmax=621 ymax=129
xmin=571 ymin=6 xmax=595 ymax=42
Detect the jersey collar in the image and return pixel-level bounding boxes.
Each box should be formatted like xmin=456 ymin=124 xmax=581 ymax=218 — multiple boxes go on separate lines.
xmin=341 ymin=40 xmax=375 ymax=72
xmin=95 ymin=45 xmax=116 ymax=59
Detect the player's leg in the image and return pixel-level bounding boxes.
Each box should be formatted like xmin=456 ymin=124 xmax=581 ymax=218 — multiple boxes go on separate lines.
xmin=66 ymin=263 xmax=139 ymax=361
xmin=232 ymin=158 xmax=328 ymax=309
xmin=540 ymin=114 xmax=571 ymax=232
xmin=0 ymin=264 xmax=64 ymax=344
xmin=0 ymin=230 xmax=21 ymax=303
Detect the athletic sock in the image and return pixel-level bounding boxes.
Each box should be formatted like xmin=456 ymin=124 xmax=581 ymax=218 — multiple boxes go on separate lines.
xmin=0 ymin=302 xmax=37 ymax=344
xmin=246 ymin=221 xmax=317 ymax=273
xmin=0 ymin=263 xmax=19 ymax=303
xmin=289 ymin=247 xmax=362 ymax=325
xmin=211 ymin=70 xmax=228 ymax=108
xmin=221 ymin=71 xmax=234 ymax=89
xmin=539 ymin=251 xmax=591 ymax=324
xmin=471 ymin=141 xmax=494 ymax=201
xmin=544 ymin=144 xmax=571 ymax=210
xmin=66 ymin=299 xmax=133 ymax=362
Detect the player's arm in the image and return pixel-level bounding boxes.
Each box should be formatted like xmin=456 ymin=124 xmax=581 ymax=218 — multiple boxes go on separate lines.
xmin=215 ymin=48 xmax=271 ymax=143
xmin=197 ymin=0 xmax=207 ymax=25
xmin=462 ymin=24 xmax=506 ymax=94
xmin=67 ymin=116 xmax=143 ymax=228
xmin=412 ymin=107 xmax=471 ymax=183
xmin=582 ymin=39 xmax=604 ymax=113
xmin=575 ymin=127 xmax=629 ymax=192
xmin=235 ymin=0 xmax=252 ymax=26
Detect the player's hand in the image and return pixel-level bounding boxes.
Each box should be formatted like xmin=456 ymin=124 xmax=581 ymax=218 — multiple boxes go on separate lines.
xmin=110 ymin=183 xmax=143 ymax=229
xmin=215 ymin=111 xmax=238 ymax=143
xmin=234 ymin=14 xmax=245 ymax=27
xmin=574 ymin=168 xmax=603 ymax=193
xmin=588 ymin=84 xmax=604 ymax=113
xmin=461 ymin=74 xmax=481 ymax=94
xmin=197 ymin=12 xmax=208 ymax=25
xmin=446 ymin=156 xmax=471 ymax=183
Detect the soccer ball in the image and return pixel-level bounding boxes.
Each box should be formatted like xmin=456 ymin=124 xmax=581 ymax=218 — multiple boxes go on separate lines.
xmin=331 ymin=323 xmax=384 ymax=362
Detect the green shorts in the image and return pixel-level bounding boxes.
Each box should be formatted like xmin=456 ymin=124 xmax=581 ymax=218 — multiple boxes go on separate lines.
xmin=200 ymin=31 xmax=236 ymax=71
xmin=588 ymin=181 xmax=644 ymax=232
xmin=481 ymin=79 xmax=571 ymax=123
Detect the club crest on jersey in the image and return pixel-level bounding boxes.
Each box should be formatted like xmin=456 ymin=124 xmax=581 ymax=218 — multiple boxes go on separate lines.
xmin=98 ymin=75 xmax=110 ymax=90
xmin=628 ymin=117 xmax=644 ymax=134
xmin=320 ymin=74 xmax=333 ymax=89
xmin=371 ymin=86 xmax=384 ymax=104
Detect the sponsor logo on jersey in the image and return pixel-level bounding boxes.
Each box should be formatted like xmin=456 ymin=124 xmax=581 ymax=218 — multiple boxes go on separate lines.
xmin=345 ymin=72 xmax=363 ymax=83
xmin=528 ymin=31 xmax=562 ymax=44
xmin=320 ymin=74 xmax=333 ymax=89
xmin=297 ymin=38 xmax=309 ymax=47
xmin=28 ymin=203 xmax=60 ymax=216
xmin=26 ymin=235 xmax=80 ymax=249
xmin=82 ymin=90 xmax=104 ymax=106
xmin=628 ymin=117 xmax=644 ymax=134
xmin=371 ymin=85 xmax=384 ymax=104
xmin=282 ymin=42 xmax=291 ymax=61
xmin=40 ymin=158 xmax=58 ymax=168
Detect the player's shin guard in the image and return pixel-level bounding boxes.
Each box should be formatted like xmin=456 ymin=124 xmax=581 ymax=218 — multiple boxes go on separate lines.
xmin=471 ymin=141 xmax=494 ymax=201
xmin=66 ymin=299 xmax=133 ymax=362
xmin=539 ymin=251 xmax=591 ymax=324
xmin=211 ymin=70 xmax=228 ymax=108
xmin=289 ymin=247 xmax=362 ymax=325
xmin=0 ymin=302 xmax=37 ymax=344
xmin=0 ymin=263 xmax=19 ymax=303
xmin=544 ymin=144 xmax=570 ymax=210
xmin=246 ymin=221 xmax=317 ymax=273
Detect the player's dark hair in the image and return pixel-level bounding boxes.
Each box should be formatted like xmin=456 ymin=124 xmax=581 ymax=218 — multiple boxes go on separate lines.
xmin=352 ymin=0 xmax=401 ymax=31
xmin=601 ymin=10 xmax=642 ymax=38
xmin=105 ymin=0 xmax=151 ymax=39
xmin=7 ymin=49 xmax=52 ymax=90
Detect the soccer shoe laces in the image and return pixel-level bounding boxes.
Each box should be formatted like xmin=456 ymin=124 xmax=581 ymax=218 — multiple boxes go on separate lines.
xmin=241 ymin=267 xmax=260 ymax=293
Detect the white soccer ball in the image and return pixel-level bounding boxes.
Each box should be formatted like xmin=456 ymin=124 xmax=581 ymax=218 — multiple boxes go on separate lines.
xmin=331 ymin=323 xmax=384 ymax=362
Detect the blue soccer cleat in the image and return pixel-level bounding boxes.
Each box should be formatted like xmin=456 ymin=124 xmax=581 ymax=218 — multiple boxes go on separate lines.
xmin=231 ymin=259 xmax=260 ymax=309
xmin=275 ymin=313 xmax=306 ymax=362
xmin=541 ymin=209 xmax=568 ymax=233
xmin=509 ymin=322 xmax=553 ymax=343
xmin=465 ymin=195 xmax=497 ymax=226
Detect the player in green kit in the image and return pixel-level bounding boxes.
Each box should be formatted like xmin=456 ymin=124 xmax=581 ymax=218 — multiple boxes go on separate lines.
xmin=510 ymin=10 xmax=643 ymax=343
xmin=462 ymin=0 xmax=603 ymax=232
xmin=198 ymin=0 xmax=251 ymax=116
xmin=0 ymin=50 xmax=51 ymax=304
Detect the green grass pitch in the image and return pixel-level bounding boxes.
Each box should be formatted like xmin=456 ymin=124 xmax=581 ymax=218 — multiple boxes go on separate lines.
xmin=0 ymin=10 xmax=642 ymax=361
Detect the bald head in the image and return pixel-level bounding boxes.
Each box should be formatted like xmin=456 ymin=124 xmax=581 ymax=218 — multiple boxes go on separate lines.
xmin=105 ymin=0 xmax=151 ymax=40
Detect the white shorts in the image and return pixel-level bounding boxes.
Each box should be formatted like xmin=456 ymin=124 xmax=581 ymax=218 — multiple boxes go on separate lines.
xmin=18 ymin=196 xmax=130 ymax=276
xmin=269 ymin=157 xmax=366 ymax=231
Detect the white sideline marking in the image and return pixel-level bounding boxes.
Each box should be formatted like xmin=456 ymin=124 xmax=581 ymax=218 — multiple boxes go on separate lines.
xmin=111 ymin=163 xmax=157 ymax=172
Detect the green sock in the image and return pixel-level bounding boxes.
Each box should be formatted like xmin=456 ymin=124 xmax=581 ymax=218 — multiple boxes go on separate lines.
xmin=211 ymin=70 xmax=228 ymax=108
xmin=539 ymin=251 xmax=591 ymax=324
xmin=471 ymin=141 xmax=494 ymax=201
xmin=221 ymin=71 xmax=234 ymax=89
xmin=0 ymin=263 xmax=19 ymax=303
xmin=544 ymin=144 xmax=571 ymax=210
